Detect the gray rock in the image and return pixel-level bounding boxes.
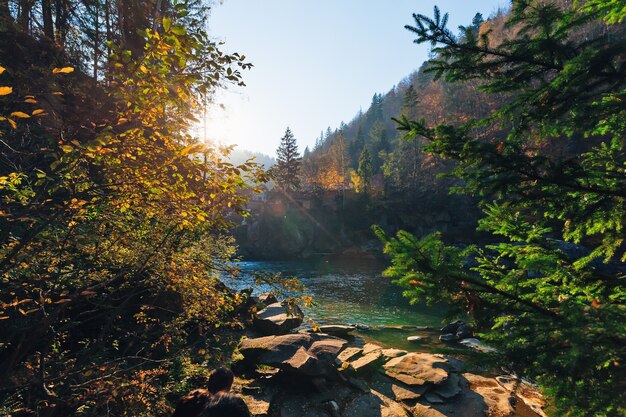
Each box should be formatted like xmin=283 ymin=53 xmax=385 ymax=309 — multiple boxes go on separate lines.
xmin=253 ymin=302 xmax=303 ymax=335
xmin=424 ymin=392 xmax=446 ymax=404
xmin=432 ymin=372 xmax=461 ymax=399
xmin=459 ymin=338 xmax=496 ymax=353
xmin=407 ymin=336 xmax=424 ymax=343
xmin=324 ymin=400 xmax=340 ymax=417
xmin=455 ymin=323 xmax=473 ymax=339
xmin=440 ymin=320 xmax=464 ymax=334
xmin=438 ymin=333 xmax=457 ymax=343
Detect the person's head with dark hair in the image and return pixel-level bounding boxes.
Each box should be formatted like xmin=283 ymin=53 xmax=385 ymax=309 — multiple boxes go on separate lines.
xmin=171 ymin=389 xmax=211 ymax=417
xmin=206 ymin=367 xmax=234 ymax=395
xmin=202 ymin=392 xmax=251 ymax=417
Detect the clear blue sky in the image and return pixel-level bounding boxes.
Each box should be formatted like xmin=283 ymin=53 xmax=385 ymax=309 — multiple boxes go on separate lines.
xmin=203 ymin=0 xmax=509 ymax=156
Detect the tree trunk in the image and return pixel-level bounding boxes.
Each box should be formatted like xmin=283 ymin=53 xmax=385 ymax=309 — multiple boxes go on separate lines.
xmin=0 ymin=0 xmax=11 ymax=25
xmin=42 ymin=0 xmax=54 ymax=39
xmin=93 ymin=0 xmax=99 ymax=79
xmin=55 ymin=0 xmax=69 ymax=45
xmin=18 ymin=0 xmax=34 ymax=32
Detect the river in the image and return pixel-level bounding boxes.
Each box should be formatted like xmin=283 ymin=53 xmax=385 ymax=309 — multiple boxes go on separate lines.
xmin=224 ymin=256 xmax=449 ymax=350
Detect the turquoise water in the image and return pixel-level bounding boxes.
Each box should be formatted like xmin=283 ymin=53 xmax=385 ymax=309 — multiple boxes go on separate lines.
xmin=224 ymin=257 xmax=448 ymax=349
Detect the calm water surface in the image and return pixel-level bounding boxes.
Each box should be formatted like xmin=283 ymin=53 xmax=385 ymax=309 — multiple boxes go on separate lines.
xmin=224 ymin=257 xmax=448 ymax=350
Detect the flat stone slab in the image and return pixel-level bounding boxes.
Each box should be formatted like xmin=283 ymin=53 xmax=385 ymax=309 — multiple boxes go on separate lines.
xmin=350 ymin=350 xmax=384 ymax=374
xmin=337 ymin=347 xmax=363 ymax=364
xmin=464 ymin=373 xmax=514 ymax=417
xmin=370 ymin=374 xmax=428 ymax=402
xmin=383 ymin=353 xmax=450 ymax=386
xmin=318 ymin=325 xmax=356 ymax=336
xmin=362 ymin=343 xmax=383 ymax=355
xmin=381 ymin=349 xmax=407 ymax=360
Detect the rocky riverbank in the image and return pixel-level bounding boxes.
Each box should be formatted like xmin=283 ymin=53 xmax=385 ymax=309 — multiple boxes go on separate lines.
xmin=229 ymin=294 xmax=548 ymax=417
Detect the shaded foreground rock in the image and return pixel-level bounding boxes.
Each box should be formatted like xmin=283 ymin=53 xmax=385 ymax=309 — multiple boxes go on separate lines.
xmin=253 ymin=302 xmax=304 ymax=335
xmin=238 ymin=333 xmax=347 ymax=377
xmin=344 ymin=390 xmax=411 ymax=417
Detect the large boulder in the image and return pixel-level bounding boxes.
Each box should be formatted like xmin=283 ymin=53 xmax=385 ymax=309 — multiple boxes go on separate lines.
xmin=238 ymin=333 xmax=347 ymax=378
xmin=253 ymin=302 xmax=303 ymax=335
xmin=440 ymin=320 xmax=464 ymax=335
xmin=257 ymin=292 xmax=278 ymax=306
xmin=383 ymin=353 xmax=451 ymax=387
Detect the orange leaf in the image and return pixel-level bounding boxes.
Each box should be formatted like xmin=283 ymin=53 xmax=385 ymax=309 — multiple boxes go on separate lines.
xmin=10 ymin=111 xmax=30 ymax=119
xmin=52 ymin=67 xmax=74 ymax=74
xmin=0 ymin=86 xmax=12 ymax=95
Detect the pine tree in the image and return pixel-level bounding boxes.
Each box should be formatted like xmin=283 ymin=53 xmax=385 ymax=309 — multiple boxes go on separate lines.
xmin=274 ymin=127 xmax=301 ymax=191
xmin=357 ymin=147 xmax=372 ymax=194
xmin=380 ymin=3 xmax=626 ymax=415
xmin=349 ymin=125 xmax=366 ymax=168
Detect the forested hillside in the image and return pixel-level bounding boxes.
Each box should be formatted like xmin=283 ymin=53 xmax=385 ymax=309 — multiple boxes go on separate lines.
xmin=237 ymin=12 xmax=501 ymax=259
xmin=0 ymin=1 xmax=264 ymax=416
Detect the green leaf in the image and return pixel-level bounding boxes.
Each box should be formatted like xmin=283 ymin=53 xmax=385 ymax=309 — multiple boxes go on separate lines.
xmin=162 ymin=17 xmax=172 ymax=32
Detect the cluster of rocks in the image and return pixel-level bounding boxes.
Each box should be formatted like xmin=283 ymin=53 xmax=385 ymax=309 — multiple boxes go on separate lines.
xmin=436 ymin=321 xmax=496 ymax=353
xmin=234 ymin=294 xmax=546 ymax=417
